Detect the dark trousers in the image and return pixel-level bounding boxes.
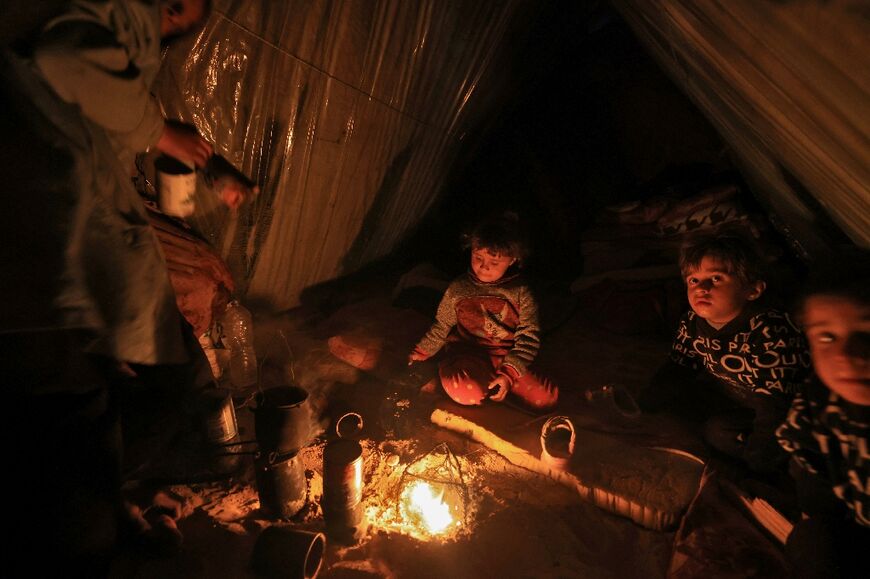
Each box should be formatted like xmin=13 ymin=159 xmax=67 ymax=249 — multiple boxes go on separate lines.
xmin=639 ymin=366 xmax=787 ymax=474
xmin=5 ymin=326 xmax=209 ymax=577
xmin=6 ymin=331 xmax=121 ymax=577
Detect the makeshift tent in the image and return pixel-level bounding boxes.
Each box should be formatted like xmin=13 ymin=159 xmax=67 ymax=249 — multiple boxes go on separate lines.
xmin=151 ymin=0 xmax=867 ymax=315
xmin=611 ymin=0 xmax=870 ymax=258
xmin=154 ymin=0 xmax=548 ymax=311
xmin=5 ymin=1 xmax=869 ymax=577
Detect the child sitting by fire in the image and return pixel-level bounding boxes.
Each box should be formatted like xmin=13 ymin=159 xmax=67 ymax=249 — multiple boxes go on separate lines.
xmin=638 ymin=234 xmax=811 ymax=473
xmin=776 ymin=254 xmax=869 ymax=579
xmin=408 ymin=212 xmax=558 ymax=410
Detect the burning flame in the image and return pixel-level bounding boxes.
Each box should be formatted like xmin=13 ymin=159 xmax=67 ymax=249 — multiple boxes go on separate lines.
xmin=404 ymin=481 xmax=453 ymax=534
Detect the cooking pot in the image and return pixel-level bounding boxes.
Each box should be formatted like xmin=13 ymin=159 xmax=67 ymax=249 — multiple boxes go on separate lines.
xmin=252 ymin=385 xmax=312 ymax=454
xmin=255 ymin=451 xmax=307 ymax=519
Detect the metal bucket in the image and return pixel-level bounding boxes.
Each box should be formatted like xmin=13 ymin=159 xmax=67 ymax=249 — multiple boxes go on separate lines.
xmin=252 ymin=386 xmax=312 ymax=455
xmin=251 ymin=527 xmax=326 ymax=579
xmin=255 ymin=451 xmax=307 ymax=519
xmin=322 ymin=413 xmax=365 ymax=543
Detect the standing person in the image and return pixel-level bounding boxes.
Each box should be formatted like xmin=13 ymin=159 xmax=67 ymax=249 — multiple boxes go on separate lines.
xmin=32 ymin=0 xmax=214 ymax=171
xmin=776 ymin=255 xmax=870 ymax=579
xmin=638 ymin=234 xmax=811 ymax=474
xmin=0 ymin=1 xmax=249 ymax=575
xmin=408 ymin=212 xmax=558 ymax=410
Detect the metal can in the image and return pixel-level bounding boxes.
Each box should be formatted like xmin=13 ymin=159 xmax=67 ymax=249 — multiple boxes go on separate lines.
xmin=251 ymin=526 xmax=326 ymax=579
xmin=322 ymin=413 xmax=365 ymax=543
xmin=202 ymin=388 xmax=239 ymax=444
xmin=201 ymin=388 xmax=242 ymax=475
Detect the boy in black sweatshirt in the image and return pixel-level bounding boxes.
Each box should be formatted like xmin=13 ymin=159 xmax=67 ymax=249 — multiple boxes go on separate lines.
xmin=639 ymin=234 xmax=811 ymax=473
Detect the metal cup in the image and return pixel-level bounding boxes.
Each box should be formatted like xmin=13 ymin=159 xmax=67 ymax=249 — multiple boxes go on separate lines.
xmin=155 ymin=155 xmax=196 ymax=218
xmin=251 ymin=526 xmax=326 ymax=579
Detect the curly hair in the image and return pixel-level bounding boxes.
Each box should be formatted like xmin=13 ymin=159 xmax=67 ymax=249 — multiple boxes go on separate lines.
xmin=461 ymin=211 xmax=530 ymax=266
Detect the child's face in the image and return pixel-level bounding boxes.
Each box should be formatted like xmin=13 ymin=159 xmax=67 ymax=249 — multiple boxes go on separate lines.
xmin=685 ymin=256 xmax=764 ymax=329
xmin=471 ymin=247 xmax=515 ymax=283
xmin=160 ymin=0 xmax=207 ymax=39
xmin=803 ymin=295 xmax=870 ymax=406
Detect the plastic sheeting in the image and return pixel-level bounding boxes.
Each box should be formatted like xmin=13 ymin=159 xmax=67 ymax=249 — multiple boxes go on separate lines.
xmin=153 ymin=0 xmax=534 ymax=311
xmin=611 ymin=0 xmax=870 ymax=258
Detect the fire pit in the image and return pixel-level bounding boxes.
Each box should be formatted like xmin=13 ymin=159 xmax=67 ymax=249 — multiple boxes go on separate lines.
xmin=366 ymin=443 xmax=472 ymax=541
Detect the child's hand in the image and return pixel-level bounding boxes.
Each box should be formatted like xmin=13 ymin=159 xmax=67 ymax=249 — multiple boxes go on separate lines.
xmin=487 ymin=375 xmax=511 ymax=402
xmin=407 ymin=347 xmax=429 ymax=366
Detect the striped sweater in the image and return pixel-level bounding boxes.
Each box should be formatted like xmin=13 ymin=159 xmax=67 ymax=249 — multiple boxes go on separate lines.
xmin=414 ymin=271 xmax=540 ymax=381
xmin=777 ymin=380 xmax=870 ymax=527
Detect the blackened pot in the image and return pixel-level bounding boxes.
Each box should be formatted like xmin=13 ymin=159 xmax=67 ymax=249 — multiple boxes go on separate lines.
xmin=255 ymin=451 xmax=307 ymax=519
xmin=252 ymin=386 xmax=311 ymax=454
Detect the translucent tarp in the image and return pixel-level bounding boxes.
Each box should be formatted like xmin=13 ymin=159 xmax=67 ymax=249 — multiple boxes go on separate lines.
xmin=153 ymin=0 xmax=535 ymax=311
xmin=611 ymin=0 xmax=870 ymax=257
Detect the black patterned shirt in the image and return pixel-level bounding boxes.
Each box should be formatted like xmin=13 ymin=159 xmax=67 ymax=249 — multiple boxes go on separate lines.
xmin=777 ymin=381 xmax=870 ymax=527
xmin=670 ymin=306 xmax=811 ymax=403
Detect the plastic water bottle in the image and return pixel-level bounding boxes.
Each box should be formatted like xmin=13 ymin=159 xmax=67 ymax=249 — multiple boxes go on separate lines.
xmin=223 ymin=300 xmax=258 ymax=389
xmin=197 ymin=330 xmax=223 ymax=380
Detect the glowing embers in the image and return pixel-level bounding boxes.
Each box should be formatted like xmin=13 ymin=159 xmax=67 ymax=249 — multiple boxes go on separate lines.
xmin=367 ymin=443 xmax=470 ymax=541
xmin=402 ymin=480 xmax=454 ymax=535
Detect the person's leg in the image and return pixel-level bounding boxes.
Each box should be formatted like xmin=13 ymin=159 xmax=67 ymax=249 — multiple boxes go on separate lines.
xmin=8 ymin=330 xmax=122 ymax=578
xmin=702 ymin=406 xmax=755 ymax=460
xmin=638 ymin=369 xmax=713 ymax=422
xmin=438 ymin=347 xmax=492 ymax=405
xmin=119 ymin=320 xmax=213 ymax=478
xmin=511 ymin=370 xmax=559 ymax=410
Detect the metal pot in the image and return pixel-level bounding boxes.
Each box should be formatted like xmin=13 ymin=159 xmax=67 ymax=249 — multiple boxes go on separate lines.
xmin=255 ymin=451 xmax=307 ymax=519
xmin=252 ymin=386 xmax=312 ymax=455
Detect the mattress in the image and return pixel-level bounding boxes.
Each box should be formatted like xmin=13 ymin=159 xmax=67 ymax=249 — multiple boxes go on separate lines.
xmin=431 ymin=399 xmax=705 ymax=531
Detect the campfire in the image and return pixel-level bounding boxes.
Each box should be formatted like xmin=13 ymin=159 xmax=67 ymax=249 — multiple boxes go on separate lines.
xmin=366 ymin=443 xmax=471 ymax=541
xmin=402 ymin=480 xmax=453 ymax=534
